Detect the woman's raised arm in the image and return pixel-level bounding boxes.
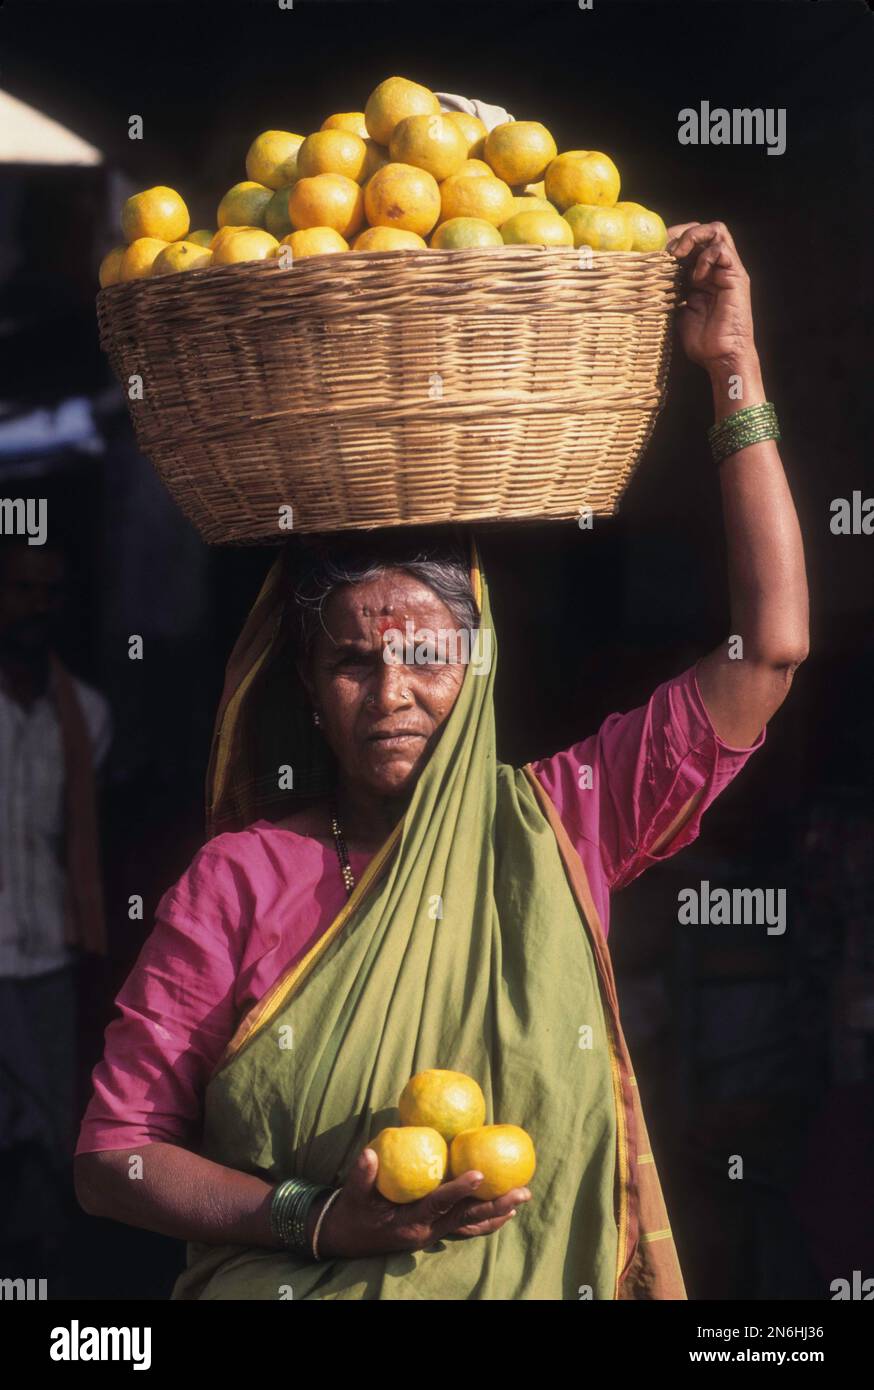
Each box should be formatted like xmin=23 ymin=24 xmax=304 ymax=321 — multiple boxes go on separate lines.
xmin=667 ymin=220 xmax=809 ymax=750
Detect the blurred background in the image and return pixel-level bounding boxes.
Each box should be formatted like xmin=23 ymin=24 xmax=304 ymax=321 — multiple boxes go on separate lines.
xmin=0 ymin=0 xmax=872 ymax=1299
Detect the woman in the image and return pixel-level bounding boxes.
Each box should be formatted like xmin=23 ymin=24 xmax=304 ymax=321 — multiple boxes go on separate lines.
xmin=74 ymin=221 xmax=808 ymax=1299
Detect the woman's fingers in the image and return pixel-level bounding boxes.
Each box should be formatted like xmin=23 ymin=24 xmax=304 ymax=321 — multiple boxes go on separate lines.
xmin=417 ymin=1170 xmax=485 ymax=1222
xmin=433 ymin=1186 xmax=532 ymax=1240
xmin=667 ymin=220 xmax=738 ymax=259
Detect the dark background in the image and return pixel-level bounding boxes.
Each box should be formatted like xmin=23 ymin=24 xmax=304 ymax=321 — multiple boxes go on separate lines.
xmin=1 ymin=0 xmax=872 ymax=1299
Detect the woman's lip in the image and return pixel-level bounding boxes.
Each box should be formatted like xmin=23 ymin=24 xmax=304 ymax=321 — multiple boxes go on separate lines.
xmin=367 ymin=732 xmax=426 ymax=744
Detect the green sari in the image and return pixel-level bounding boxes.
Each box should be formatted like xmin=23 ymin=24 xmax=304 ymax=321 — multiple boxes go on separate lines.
xmin=172 ymin=535 xmax=685 ymax=1300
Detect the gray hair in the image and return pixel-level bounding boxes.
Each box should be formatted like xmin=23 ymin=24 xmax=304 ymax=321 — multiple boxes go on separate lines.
xmin=284 ymin=531 xmax=479 ymax=659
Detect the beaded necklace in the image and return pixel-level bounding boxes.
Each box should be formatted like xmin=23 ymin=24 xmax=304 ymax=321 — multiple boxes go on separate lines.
xmin=329 ymin=801 xmax=355 ymax=896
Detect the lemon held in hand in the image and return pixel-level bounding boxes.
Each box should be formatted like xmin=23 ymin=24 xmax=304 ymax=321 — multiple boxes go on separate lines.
xmin=450 ymin=1124 xmax=536 ymax=1200
xmin=398 ymin=1069 xmax=487 ymax=1141
xmin=369 ymin=1126 xmax=447 ymax=1203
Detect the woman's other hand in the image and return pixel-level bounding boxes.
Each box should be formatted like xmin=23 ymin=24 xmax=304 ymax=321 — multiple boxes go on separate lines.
xmin=312 ymin=1145 xmax=532 ymax=1259
xmin=666 ymin=221 xmax=756 ymax=374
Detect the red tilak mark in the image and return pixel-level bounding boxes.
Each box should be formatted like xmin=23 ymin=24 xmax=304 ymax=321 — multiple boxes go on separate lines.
xmin=377 ymin=617 xmax=396 ymax=638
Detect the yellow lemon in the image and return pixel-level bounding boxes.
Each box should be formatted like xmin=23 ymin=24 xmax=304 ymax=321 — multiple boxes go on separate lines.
xmin=615 ymin=202 xmax=668 ymax=251
xmin=438 ymin=173 xmax=514 ymax=227
xmin=500 ymin=209 xmax=573 ymax=246
xmin=398 ymin=1070 xmax=487 ymax=1140
xmin=352 ymin=226 xmax=428 ymax=250
xmin=264 ymin=188 xmax=295 ymax=239
xmin=245 ymin=131 xmax=306 ymax=190
xmin=297 ymin=129 xmax=368 ymax=182
xmin=362 ymin=139 xmax=390 ymax=182
xmin=445 ymin=110 xmax=488 ymax=159
xmin=212 ymin=229 xmax=279 ymax=264
xmin=186 ymin=229 xmax=215 ymax=248
xmin=364 ymin=162 xmax=441 ymax=236
xmin=119 ymin=237 xmax=169 ymax=281
xmin=484 ymin=121 xmax=557 ymax=185
xmin=369 ymin=1127 xmax=447 ymax=1204
xmin=564 ymin=203 xmax=632 ymax=251
xmin=275 ymin=227 xmax=349 ymax=258
xmin=152 ymin=241 xmax=213 ymax=274
xmin=545 ymin=151 xmax=621 ymax=211
xmin=431 ymin=217 xmax=504 ymax=249
xmin=121 ymin=187 xmax=189 ymax=244
xmin=98 ymin=245 xmax=126 ymax=288
xmin=290 ymin=173 xmax=365 ymax=237
xmin=364 ymin=76 xmax=440 ymax=146
xmin=321 ymin=111 xmax=369 ymax=139
xmin=449 ymin=1125 xmax=536 ymax=1200
xmin=389 ymin=113 xmax=468 ymax=181
xmin=217 ymin=181 xmax=274 ymax=229
xmin=507 ymin=194 xmax=554 ymax=217
xmin=457 ymin=158 xmax=493 ymax=178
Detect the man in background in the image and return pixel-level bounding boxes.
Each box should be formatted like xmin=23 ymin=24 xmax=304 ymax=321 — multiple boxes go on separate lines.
xmin=0 ymin=534 xmax=111 ymax=1288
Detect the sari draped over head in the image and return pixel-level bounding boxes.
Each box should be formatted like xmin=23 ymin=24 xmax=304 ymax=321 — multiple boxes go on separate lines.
xmin=172 ymin=531 xmax=686 ymax=1301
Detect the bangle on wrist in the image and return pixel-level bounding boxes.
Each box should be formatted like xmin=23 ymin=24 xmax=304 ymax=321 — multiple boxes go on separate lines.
xmin=312 ymin=1187 xmax=342 ymax=1261
xmin=707 ymin=401 xmax=780 ymax=465
xmin=270 ymin=1177 xmax=333 ymax=1257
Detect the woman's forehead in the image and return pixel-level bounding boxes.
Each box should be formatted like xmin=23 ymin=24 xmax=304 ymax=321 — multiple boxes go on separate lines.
xmin=322 ymin=571 xmax=455 ymax=635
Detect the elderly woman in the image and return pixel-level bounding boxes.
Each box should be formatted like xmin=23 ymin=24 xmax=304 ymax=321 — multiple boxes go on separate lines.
xmin=74 ymin=220 xmax=808 ymax=1300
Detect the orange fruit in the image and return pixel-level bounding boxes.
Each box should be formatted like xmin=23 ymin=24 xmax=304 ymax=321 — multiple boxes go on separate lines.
xmin=290 ymin=173 xmax=365 ymax=237
xmin=297 ymin=129 xmax=368 ymax=182
xmin=445 ymin=110 xmax=488 ymax=159
xmin=217 ymin=181 xmax=274 ymax=228
xmin=398 ymin=1069 xmax=487 ymax=1141
xmin=431 ymin=217 xmax=504 ymax=249
xmin=364 ymin=76 xmax=440 ymax=146
xmin=212 ymin=229 xmax=279 ymax=264
xmin=275 ymin=227 xmax=349 ymax=258
xmin=449 ymin=1124 xmax=536 ymax=1200
xmin=438 ymin=173 xmax=514 ymax=227
xmin=186 ymin=229 xmax=215 ymax=248
xmin=507 ymin=195 xmax=554 ymax=217
xmin=501 ymin=209 xmax=574 ymax=246
xmin=264 ymin=188 xmax=295 ymax=240
xmin=210 ymin=224 xmax=260 ymax=250
xmin=352 ymin=226 xmax=428 ymax=250
xmin=364 ymin=162 xmax=441 ymax=236
xmin=564 ymin=204 xmax=632 ymax=251
xmin=362 ymin=139 xmax=390 ymax=182
xmin=457 ymin=158 xmax=493 ymax=178
xmin=389 ymin=113 xmax=468 ymax=181
xmin=152 ymin=241 xmax=213 ymax=274
xmin=484 ymin=121 xmax=557 ymax=185
xmin=121 ymin=187 xmax=189 ymax=244
xmin=119 ymin=237 xmax=169 ymax=281
xmin=369 ymin=1127 xmax=447 ymax=1204
xmin=615 ymin=202 xmax=668 ymax=251
xmin=545 ymin=151 xmax=621 ymax=210
xmin=321 ymin=111 xmax=369 ymax=139
xmin=516 ymin=179 xmax=546 ymax=198
xmin=245 ymin=131 xmax=306 ymax=190
xmin=98 ymin=245 xmax=126 ymax=288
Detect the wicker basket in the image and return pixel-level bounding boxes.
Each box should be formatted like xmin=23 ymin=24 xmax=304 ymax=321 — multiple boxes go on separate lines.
xmin=97 ymin=247 xmax=680 ymax=542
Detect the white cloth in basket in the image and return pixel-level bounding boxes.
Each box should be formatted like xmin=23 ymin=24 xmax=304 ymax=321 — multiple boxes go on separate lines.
xmin=435 ymin=92 xmax=515 ymax=132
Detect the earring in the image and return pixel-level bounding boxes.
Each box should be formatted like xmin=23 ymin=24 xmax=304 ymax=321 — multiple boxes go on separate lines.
xmin=312 ymin=710 xmax=321 ymax=728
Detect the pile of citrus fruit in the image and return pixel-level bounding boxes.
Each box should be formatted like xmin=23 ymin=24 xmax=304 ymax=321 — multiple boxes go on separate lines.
xmin=99 ymin=74 xmax=668 ymax=286
xmin=368 ymin=1067 xmax=536 ymax=1205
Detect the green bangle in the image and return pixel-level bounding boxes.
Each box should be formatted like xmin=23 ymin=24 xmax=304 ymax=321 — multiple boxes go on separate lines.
xmin=270 ymin=1177 xmax=332 ymax=1255
xmin=708 ymin=401 xmax=780 ymax=464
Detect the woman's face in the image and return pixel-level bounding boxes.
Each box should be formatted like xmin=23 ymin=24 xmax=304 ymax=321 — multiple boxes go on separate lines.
xmin=302 ymin=568 xmax=470 ymax=799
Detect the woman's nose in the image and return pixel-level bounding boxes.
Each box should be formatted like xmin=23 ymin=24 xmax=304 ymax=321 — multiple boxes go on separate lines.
xmin=367 ymin=660 xmax=413 ymax=712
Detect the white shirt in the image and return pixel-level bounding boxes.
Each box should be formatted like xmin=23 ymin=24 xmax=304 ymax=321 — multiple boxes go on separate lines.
xmin=0 ymin=672 xmax=112 ymax=978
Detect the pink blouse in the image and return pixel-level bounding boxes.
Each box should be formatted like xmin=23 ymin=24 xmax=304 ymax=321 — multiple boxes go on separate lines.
xmin=76 ymin=664 xmax=764 ymax=1154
